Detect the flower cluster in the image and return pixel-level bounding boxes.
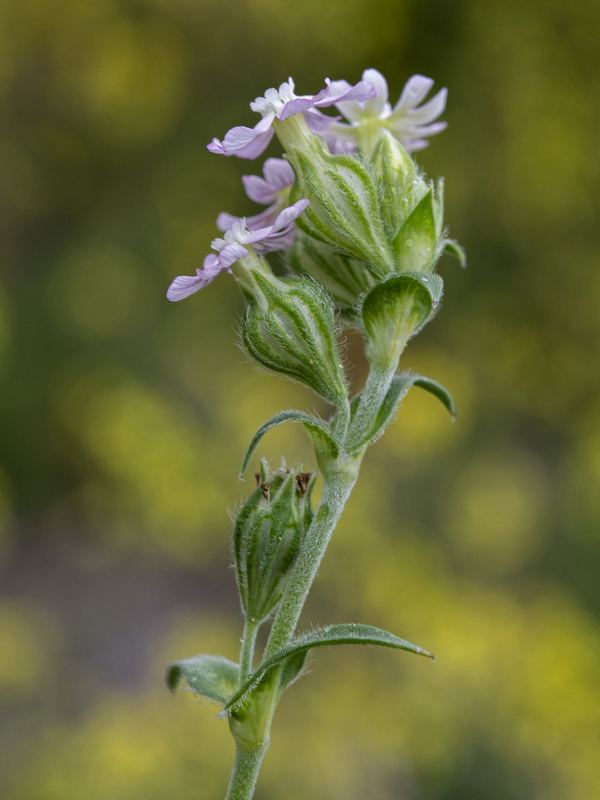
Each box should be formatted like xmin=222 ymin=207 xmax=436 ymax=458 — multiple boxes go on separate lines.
xmin=166 ymin=69 xmax=450 ymax=305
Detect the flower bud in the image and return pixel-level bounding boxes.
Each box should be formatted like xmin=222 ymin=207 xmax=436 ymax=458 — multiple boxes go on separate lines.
xmin=233 ymin=461 xmax=315 ymax=623
xmin=241 ymin=271 xmax=348 ymax=408
xmin=371 ymin=132 xmax=445 ymax=274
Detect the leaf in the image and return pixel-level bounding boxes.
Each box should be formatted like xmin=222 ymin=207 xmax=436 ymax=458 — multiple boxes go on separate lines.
xmin=165 ymin=655 xmax=240 ymax=705
xmin=224 ymin=623 xmax=433 ymax=713
xmin=240 ymin=410 xmax=340 ymax=478
xmin=443 ymin=238 xmax=467 ymax=267
xmin=348 ymin=372 xmax=455 ymax=452
xmin=413 ymin=375 xmax=457 ymax=419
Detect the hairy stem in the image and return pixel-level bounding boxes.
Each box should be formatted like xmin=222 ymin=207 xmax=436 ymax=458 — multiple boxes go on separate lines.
xmin=264 ymin=456 xmax=362 ymax=658
xmin=239 ymin=619 xmax=260 ymax=685
xmin=225 ymin=739 xmax=269 ymax=800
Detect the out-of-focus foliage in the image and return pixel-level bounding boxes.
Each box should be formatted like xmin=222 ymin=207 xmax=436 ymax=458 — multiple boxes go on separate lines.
xmin=1 ymin=0 xmax=599 ymax=798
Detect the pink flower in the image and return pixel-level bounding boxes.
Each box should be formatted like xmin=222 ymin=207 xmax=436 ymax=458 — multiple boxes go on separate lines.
xmin=323 ymin=69 xmax=448 ymax=154
xmin=217 ymin=158 xmax=295 ymax=237
xmin=166 ymin=200 xmax=310 ymax=301
xmin=207 ymin=77 xmax=375 ymax=159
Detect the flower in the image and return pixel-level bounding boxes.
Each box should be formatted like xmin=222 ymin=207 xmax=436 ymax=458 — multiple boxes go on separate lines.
xmin=207 ymin=77 xmax=375 ymax=159
xmin=166 ymin=199 xmax=310 ymax=301
xmin=322 ymin=69 xmax=447 ymax=154
xmin=216 ymin=158 xmax=295 ymax=234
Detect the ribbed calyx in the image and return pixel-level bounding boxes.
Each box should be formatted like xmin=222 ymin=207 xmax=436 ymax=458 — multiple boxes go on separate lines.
xmin=286 ymin=131 xmax=454 ymax=319
xmin=233 ymin=461 xmax=315 ymax=623
xmin=241 ymin=271 xmax=348 ymax=408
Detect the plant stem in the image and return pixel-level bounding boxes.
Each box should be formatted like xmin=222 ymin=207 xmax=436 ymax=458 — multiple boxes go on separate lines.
xmin=347 ymin=361 xmax=398 ymax=450
xmin=239 ymin=619 xmax=259 ymax=685
xmin=264 ymin=457 xmax=362 ymax=658
xmin=225 ymin=738 xmax=269 ymax=800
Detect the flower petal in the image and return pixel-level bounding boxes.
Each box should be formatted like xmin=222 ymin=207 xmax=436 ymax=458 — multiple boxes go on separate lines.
xmin=208 ymin=115 xmax=275 ymax=159
xmin=218 ymin=242 xmax=249 ymax=268
xmin=314 ymin=78 xmax=376 ymax=108
xmin=262 ymin=158 xmax=295 ymax=191
xmin=361 ymin=68 xmax=389 ymax=114
xmin=279 ymin=95 xmax=316 ymax=120
xmin=216 ymin=212 xmax=240 ymax=232
xmin=395 ymin=88 xmax=447 ymax=126
xmin=242 ymin=174 xmax=278 ymax=204
xmin=270 ymin=198 xmax=310 ymax=232
xmin=304 ymin=108 xmax=342 ymax=133
xmin=166 ymin=258 xmax=222 ymax=301
xmin=393 ymin=74 xmax=435 ymax=113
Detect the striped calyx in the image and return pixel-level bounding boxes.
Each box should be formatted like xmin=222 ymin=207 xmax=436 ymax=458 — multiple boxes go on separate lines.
xmin=241 ymin=272 xmax=347 ymax=407
xmin=233 ymin=461 xmax=315 ymax=623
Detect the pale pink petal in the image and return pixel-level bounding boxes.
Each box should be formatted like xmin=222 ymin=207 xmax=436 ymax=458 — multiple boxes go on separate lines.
xmin=262 ymin=158 xmax=295 ymax=191
xmin=393 ymin=75 xmax=435 ymax=113
xmin=279 ymin=96 xmax=316 ymax=120
xmin=409 ymin=91 xmax=447 ymax=125
xmin=218 ymin=242 xmax=249 ymax=268
xmin=208 ymin=115 xmax=275 ymax=159
xmin=313 ymin=78 xmax=376 ymax=107
xmin=216 ymin=212 xmax=240 ymax=232
xmin=304 ymin=108 xmax=342 ymax=133
xmin=269 ymin=199 xmax=310 ymax=232
xmin=166 ymin=258 xmax=222 ymax=301
xmin=361 ymin=69 xmax=389 ymax=114
xmin=242 ymin=174 xmax=277 ymax=204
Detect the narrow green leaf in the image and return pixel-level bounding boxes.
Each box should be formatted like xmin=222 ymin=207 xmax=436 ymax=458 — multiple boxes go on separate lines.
xmin=240 ymin=410 xmax=340 ymax=478
xmin=165 ymin=655 xmax=240 ymax=705
xmin=443 ymin=238 xmax=467 ymax=267
xmin=413 ymin=375 xmax=457 ymax=419
xmin=348 ymin=372 xmax=456 ymax=452
xmin=224 ymin=623 xmax=433 ymax=713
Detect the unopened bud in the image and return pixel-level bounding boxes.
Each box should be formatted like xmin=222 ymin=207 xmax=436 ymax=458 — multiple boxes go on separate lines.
xmin=233 ymin=460 xmax=316 ymax=623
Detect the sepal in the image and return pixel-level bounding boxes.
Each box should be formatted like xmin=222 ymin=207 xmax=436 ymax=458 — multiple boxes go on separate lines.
xmin=165 ymin=655 xmax=239 ymax=706
xmin=393 ymin=185 xmax=443 ymax=273
xmin=371 ymin=131 xmax=426 ymax=240
xmin=241 ymin=273 xmax=348 ymax=408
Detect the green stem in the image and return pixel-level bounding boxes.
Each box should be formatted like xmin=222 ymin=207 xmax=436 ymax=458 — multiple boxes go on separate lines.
xmin=264 ymin=457 xmax=362 ymax=658
xmin=225 ymin=738 xmax=269 ymax=800
xmin=239 ymin=619 xmax=259 ymax=685
xmin=347 ymin=360 xmax=399 ymax=450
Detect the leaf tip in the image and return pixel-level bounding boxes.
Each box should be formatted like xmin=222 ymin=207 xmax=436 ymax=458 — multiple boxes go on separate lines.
xmin=164 ymin=663 xmax=182 ymax=694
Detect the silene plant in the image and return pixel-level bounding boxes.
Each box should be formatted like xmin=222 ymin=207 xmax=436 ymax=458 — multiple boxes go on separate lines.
xmin=165 ymin=68 xmax=465 ymax=799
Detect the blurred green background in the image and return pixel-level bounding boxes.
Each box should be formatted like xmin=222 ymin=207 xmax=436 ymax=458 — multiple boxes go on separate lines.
xmin=1 ymin=0 xmax=599 ymax=798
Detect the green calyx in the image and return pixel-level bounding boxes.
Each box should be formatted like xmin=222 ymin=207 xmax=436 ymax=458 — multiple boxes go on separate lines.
xmin=233 ymin=461 xmax=316 ymax=624
xmin=289 ymin=147 xmax=393 ymax=279
xmin=241 ymin=271 xmax=348 ymax=408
